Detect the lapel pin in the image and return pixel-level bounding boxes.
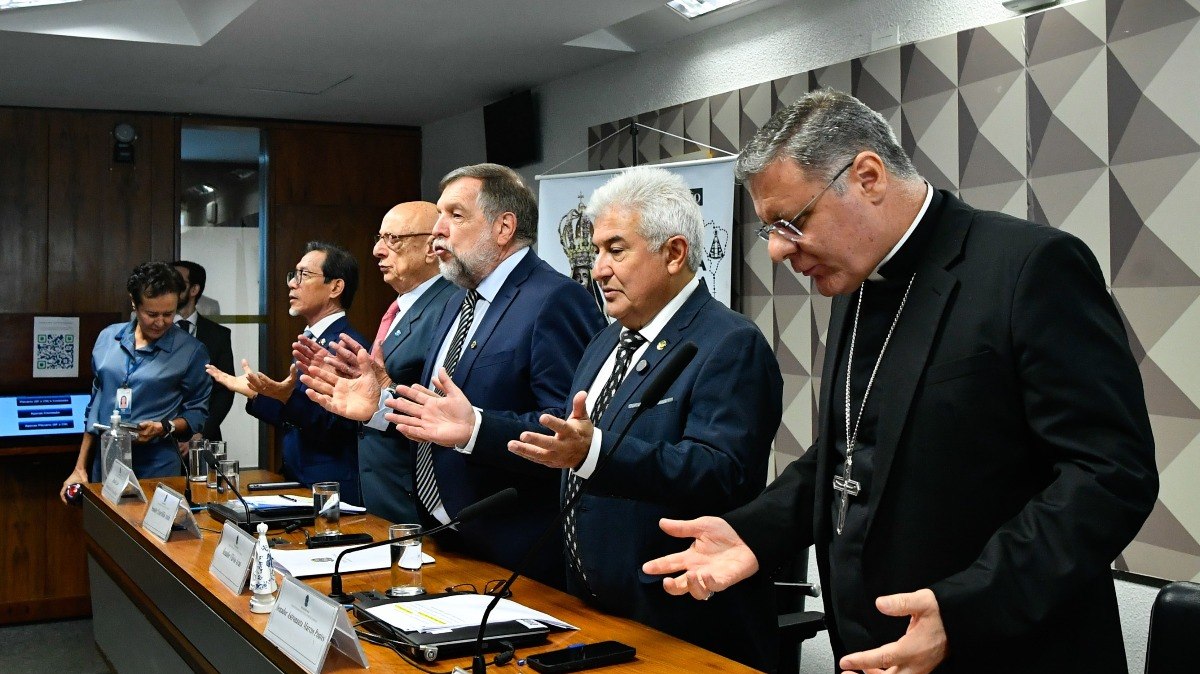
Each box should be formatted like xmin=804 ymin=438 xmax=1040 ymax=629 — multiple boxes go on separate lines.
xmin=656 ymin=340 xmax=667 ymax=351
xmin=636 ymin=359 xmax=648 ymax=373
xmin=469 ymin=340 xmax=477 ymax=349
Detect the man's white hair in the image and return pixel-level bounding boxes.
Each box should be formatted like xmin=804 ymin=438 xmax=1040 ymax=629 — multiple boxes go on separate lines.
xmin=585 ymin=166 xmax=704 ymax=272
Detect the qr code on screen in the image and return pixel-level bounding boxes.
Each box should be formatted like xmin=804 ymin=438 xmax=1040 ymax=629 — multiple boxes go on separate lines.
xmin=36 ymin=333 xmax=76 ymax=370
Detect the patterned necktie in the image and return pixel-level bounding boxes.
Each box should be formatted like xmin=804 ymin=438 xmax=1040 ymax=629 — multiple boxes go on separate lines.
xmin=564 ymin=329 xmax=646 ymax=593
xmin=415 ymin=290 xmax=481 ymax=518
xmin=374 ymin=300 xmax=401 ymax=350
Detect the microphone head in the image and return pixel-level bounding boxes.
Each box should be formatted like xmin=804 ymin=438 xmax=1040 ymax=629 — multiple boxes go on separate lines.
xmin=639 ymin=341 xmax=698 ymax=409
xmin=456 ymin=487 xmax=519 ymax=523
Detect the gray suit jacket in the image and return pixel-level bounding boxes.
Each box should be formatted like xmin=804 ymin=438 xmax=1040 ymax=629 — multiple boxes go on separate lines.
xmin=359 ymin=276 xmax=456 ymax=523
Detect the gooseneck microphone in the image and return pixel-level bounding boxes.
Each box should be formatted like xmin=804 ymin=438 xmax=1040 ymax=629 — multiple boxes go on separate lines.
xmin=327 ymin=487 xmax=519 ymax=604
xmin=203 ymin=448 xmax=251 ymax=529
xmin=176 ymin=451 xmax=195 ymax=509
xmin=471 ymin=342 xmax=699 ymax=674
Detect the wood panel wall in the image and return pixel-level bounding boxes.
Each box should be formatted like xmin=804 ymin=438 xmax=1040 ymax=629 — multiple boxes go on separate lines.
xmin=0 ymin=106 xmax=421 ymax=624
xmin=264 ymin=125 xmax=423 ymax=452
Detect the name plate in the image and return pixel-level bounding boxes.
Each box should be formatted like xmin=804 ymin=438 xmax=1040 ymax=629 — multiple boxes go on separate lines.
xmin=265 ymin=576 xmax=368 ymax=673
xmin=141 ymin=484 xmax=201 ymax=543
xmin=101 ymin=460 xmax=146 ymax=505
xmin=209 ymin=521 xmax=256 ymax=594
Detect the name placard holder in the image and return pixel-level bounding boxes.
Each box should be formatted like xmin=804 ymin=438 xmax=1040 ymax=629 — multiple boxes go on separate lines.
xmin=265 ymin=576 xmax=368 ymax=673
xmin=209 ymin=521 xmax=256 ymax=594
xmin=101 ymin=460 xmax=146 ymax=505
xmin=141 ymin=484 xmax=201 ymax=543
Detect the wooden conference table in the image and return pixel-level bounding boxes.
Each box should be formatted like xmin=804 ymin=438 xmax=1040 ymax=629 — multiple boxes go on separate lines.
xmin=82 ymin=472 xmax=755 ymax=674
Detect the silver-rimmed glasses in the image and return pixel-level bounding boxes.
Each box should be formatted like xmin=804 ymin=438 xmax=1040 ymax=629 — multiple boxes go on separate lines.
xmin=755 ymin=159 xmax=854 ymax=242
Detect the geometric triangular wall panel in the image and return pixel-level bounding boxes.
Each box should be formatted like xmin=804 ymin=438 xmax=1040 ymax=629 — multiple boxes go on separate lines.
xmin=587 ymin=0 xmax=1200 ymax=582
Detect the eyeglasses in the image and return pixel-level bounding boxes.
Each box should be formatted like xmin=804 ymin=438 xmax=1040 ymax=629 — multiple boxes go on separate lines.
xmin=444 ymin=580 xmax=512 ymax=598
xmin=756 ymin=159 xmax=854 ymax=243
xmin=285 ymin=269 xmax=326 ymax=285
xmin=373 ymin=232 xmax=432 ymax=248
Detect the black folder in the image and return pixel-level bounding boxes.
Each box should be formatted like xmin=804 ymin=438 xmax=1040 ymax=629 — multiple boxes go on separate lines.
xmin=206 ymin=499 xmax=314 ymax=533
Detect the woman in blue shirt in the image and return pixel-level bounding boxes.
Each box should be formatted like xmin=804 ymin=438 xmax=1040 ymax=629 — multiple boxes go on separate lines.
xmin=60 ymin=263 xmax=212 ymax=499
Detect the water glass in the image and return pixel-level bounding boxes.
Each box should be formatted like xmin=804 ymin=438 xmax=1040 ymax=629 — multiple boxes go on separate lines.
xmin=187 ymin=439 xmax=207 ymax=482
xmin=216 ymin=459 xmax=240 ymax=494
xmin=387 ymin=524 xmax=424 ymax=597
xmin=313 ymin=481 xmax=340 ymax=536
xmin=206 ymin=440 xmax=227 ymax=488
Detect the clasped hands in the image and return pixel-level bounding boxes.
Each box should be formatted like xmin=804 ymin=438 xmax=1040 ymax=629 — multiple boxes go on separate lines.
xmin=642 ymin=516 xmax=947 ymax=674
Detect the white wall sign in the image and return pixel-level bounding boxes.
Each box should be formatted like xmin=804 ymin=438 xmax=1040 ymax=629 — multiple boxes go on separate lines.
xmin=32 ymin=316 xmax=80 ymax=378
xmin=537 ymin=156 xmax=736 ymax=314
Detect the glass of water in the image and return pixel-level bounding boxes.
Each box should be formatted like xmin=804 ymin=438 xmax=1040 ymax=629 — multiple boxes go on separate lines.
xmin=387 ymin=524 xmax=424 ymax=596
xmin=216 ymin=459 xmax=240 ymax=494
xmin=187 ymin=439 xmax=207 ymax=482
xmin=313 ymin=481 xmax=340 ymax=536
xmin=206 ymin=440 xmax=227 ymax=489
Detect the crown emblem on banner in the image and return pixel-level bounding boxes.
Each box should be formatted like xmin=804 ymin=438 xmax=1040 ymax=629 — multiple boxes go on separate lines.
xmin=558 ymin=193 xmax=597 ymax=274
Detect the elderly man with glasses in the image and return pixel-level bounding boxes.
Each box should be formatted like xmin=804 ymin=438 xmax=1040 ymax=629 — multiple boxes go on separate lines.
xmin=645 ymin=89 xmax=1157 ymax=674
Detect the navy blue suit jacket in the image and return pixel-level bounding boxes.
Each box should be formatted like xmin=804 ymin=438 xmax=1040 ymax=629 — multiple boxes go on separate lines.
xmin=485 ymin=283 xmax=782 ymax=669
xmin=426 ymin=250 xmax=605 ymax=587
xmin=247 ymin=314 xmax=366 ymax=503
xmin=360 ymin=276 xmax=456 ymax=524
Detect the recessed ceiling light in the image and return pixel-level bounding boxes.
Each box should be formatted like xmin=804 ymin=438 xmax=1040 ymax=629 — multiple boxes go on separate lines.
xmin=666 ymin=0 xmax=748 ymax=20
xmin=0 ymin=0 xmax=82 ymax=11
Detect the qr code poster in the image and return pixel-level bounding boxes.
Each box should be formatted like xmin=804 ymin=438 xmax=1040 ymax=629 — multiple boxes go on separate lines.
xmin=33 ymin=316 xmax=80 ymax=378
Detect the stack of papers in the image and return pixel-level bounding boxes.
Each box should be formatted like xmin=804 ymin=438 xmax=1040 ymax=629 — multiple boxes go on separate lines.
xmin=243 ymin=495 xmax=366 ymax=513
xmin=364 ymin=594 xmax=577 ymax=633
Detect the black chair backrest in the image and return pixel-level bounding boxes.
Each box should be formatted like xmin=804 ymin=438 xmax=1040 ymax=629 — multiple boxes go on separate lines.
xmin=1145 ymin=581 xmax=1200 ymax=674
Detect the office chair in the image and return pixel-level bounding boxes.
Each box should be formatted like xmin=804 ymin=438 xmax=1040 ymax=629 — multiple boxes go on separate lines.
xmin=1144 ymin=581 xmax=1200 ymax=674
xmin=776 ymin=547 xmax=826 ymax=674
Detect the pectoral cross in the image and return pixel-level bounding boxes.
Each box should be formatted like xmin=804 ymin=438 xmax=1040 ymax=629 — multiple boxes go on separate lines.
xmin=832 ymin=456 xmax=860 ymax=535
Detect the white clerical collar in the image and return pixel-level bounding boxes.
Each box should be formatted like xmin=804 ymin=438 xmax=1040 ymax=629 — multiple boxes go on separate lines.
xmin=474 ymin=246 xmax=529 ymax=303
xmin=305 ymin=311 xmax=346 ymax=340
xmin=628 ymin=275 xmax=700 ymax=344
xmin=868 ymin=182 xmax=933 ymax=281
xmin=397 ymin=274 xmax=442 ymax=314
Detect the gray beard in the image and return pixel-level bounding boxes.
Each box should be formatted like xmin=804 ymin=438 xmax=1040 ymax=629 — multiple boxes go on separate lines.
xmin=288 ymin=307 xmax=300 ymax=317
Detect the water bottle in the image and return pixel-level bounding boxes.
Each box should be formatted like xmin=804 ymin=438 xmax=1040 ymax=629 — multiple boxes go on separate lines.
xmin=99 ymin=409 xmax=133 ymax=482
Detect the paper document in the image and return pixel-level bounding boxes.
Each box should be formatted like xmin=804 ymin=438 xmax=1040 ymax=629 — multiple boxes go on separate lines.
xmin=243 ymin=495 xmax=366 ymax=513
xmin=364 ymin=594 xmax=577 ymax=633
xmin=272 ymin=544 xmax=434 ymax=578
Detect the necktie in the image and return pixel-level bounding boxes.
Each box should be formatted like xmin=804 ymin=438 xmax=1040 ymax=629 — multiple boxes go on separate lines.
xmin=564 ymin=329 xmax=646 ymax=593
xmin=374 ymin=300 xmax=401 ymax=350
xmin=414 ymin=290 xmax=481 ymax=518
xmin=177 ymin=318 xmax=193 ymax=336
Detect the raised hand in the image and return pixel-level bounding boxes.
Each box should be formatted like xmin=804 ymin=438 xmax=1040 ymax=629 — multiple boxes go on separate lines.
xmin=507 ymin=391 xmax=593 ymax=469
xmin=300 ymin=345 xmax=382 ymax=422
xmin=206 ymin=359 xmax=257 ymax=399
xmin=641 ymin=516 xmax=760 ymax=600
xmin=838 ymin=589 xmax=948 ymax=674
xmin=384 ymin=368 xmax=476 ymax=447
xmin=246 ymin=363 xmax=296 ymax=403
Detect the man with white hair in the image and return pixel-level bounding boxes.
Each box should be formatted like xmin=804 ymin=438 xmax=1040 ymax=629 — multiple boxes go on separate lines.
xmin=387 ymin=166 xmax=783 ymax=669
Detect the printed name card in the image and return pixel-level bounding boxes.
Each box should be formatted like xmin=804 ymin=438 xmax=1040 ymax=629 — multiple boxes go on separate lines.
xmin=209 ymin=521 xmax=256 ymax=594
xmin=141 ymin=484 xmax=201 ymax=543
xmin=101 ymin=460 xmax=146 ymax=505
xmin=264 ymin=576 xmax=368 ymax=673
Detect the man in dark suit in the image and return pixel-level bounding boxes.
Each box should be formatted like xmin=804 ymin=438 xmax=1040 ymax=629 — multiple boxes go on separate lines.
xmin=296 ymin=202 xmax=455 ymax=524
xmin=208 ymin=242 xmax=366 ymax=503
xmin=173 ymin=260 xmax=234 ymax=442
xmin=308 ymin=163 xmax=605 ymax=587
xmin=394 ymin=167 xmax=783 ymax=668
xmin=643 ymin=89 xmax=1158 ymax=674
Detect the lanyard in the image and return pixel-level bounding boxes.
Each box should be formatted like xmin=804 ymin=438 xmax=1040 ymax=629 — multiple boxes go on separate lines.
xmin=117 ymin=323 xmax=154 ymax=387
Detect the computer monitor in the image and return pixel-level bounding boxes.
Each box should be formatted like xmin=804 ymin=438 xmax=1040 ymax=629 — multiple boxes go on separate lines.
xmin=0 ymin=393 xmax=91 ymax=439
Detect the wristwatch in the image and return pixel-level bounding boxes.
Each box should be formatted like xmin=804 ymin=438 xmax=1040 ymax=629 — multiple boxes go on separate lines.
xmin=160 ymin=417 xmax=173 ymax=439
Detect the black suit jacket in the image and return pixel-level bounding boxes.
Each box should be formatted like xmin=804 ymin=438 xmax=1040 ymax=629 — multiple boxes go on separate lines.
xmin=726 ymin=191 xmax=1157 ymax=673
xmin=193 ymin=314 xmax=234 ymax=441
xmin=359 ymin=276 xmax=456 ymax=524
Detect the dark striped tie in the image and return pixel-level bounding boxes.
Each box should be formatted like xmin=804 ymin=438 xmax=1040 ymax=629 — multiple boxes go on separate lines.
xmin=414 ymin=290 xmax=481 ymax=518
xmin=564 ymin=329 xmax=645 ymax=593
